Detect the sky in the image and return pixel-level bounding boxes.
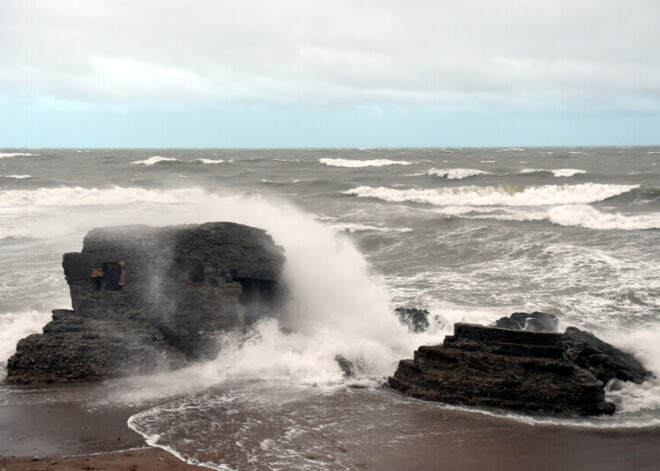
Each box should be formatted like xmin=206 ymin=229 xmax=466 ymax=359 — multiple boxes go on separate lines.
xmin=1 ymin=0 xmax=659 ymax=148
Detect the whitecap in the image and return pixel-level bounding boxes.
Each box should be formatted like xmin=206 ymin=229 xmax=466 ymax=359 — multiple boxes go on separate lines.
xmin=548 ymin=205 xmax=660 ymax=230
xmin=552 ymin=169 xmax=587 ymax=177
xmin=428 ymin=168 xmax=489 ymax=179
xmin=320 ymin=158 xmax=413 ymax=168
xmin=345 ymin=183 xmax=638 ymax=207
xmin=195 ymin=158 xmax=225 ymax=164
xmin=495 ymin=148 xmax=525 ymax=152
xmin=132 ymin=156 xmax=179 ymax=165
xmin=0 ymin=152 xmax=36 ymax=158
xmin=0 ymin=186 xmax=201 ymax=207
xmin=1 ymin=175 xmax=31 ymax=179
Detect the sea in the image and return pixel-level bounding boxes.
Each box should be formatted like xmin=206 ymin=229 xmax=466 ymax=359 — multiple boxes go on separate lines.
xmin=1 ymin=147 xmax=659 ymax=469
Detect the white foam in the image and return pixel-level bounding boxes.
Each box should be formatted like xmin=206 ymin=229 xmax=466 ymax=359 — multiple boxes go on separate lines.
xmin=345 ymin=183 xmax=637 ymax=207
xmin=0 ymin=310 xmax=51 ymax=380
xmin=552 ymin=169 xmax=586 ymax=178
xmin=0 ymin=186 xmax=200 ymax=207
xmin=132 ymin=156 xmax=179 ymax=165
xmin=548 ymin=205 xmax=660 ymax=230
xmin=78 ymin=193 xmax=437 ymax=405
xmin=326 ymin=222 xmax=412 ymax=234
xmin=2 ymin=175 xmax=31 ymax=179
xmin=428 ymin=168 xmax=488 ymax=179
xmin=319 ymin=158 xmax=412 ymax=168
xmin=495 ymin=148 xmax=525 ymax=152
xmin=0 ymin=152 xmax=36 ymax=158
xmin=196 ymin=159 xmax=225 ymax=164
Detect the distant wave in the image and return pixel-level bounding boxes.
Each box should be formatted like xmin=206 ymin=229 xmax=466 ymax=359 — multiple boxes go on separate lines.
xmin=548 ymin=205 xmax=660 ymax=230
xmin=428 ymin=168 xmax=489 ymax=179
xmin=495 ymin=148 xmax=526 ymax=153
xmin=327 ymin=222 xmax=412 ymax=233
xmin=344 ymin=183 xmax=638 ymax=207
xmin=0 ymin=186 xmax=199 ymax=207
xmin=320 ymin=158 xmax=413 ymax=168
xmin=1 ymin=174 xmax=31 ymax=179
xmin=195 ymin=158 xmax=225 ymax=164
xmin=0 ymin=152 xmax=36 ymax=159
xmin=521 ymin=168 xmax=586 ymax=178
xmin=132 ymin=156 xmax=180 ymax=165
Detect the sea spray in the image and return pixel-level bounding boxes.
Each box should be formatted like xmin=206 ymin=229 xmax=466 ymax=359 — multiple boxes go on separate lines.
xmin=0 ymin=310 xmax=51 ymax=380
xmin=1 ymin=186 xmax=440 ymax=402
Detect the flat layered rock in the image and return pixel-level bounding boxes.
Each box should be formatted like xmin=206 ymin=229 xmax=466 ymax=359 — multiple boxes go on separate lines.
xmin=389 ymin=323 xmax=617 ymax=416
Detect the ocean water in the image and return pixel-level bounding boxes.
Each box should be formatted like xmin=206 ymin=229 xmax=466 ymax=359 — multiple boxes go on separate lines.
xmin=1 ymin=147 xmax=659 ymax=469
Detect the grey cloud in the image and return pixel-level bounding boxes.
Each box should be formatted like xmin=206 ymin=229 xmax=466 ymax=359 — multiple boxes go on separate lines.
xmin=1 ymin=0 xmax=659 ymax=108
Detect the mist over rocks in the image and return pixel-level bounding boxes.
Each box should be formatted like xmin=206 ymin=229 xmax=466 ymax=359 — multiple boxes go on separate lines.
xmin=7 ymin=222 xmax=285 ymax=384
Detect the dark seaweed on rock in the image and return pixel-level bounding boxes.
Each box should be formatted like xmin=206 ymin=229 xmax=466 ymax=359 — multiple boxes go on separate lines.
xmin=7 ymin=222 xmax=286 ymax=385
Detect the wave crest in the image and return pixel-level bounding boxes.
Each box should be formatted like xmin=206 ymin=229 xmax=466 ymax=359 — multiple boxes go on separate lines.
xmin=132 ymin=156 xmax=180 ymax=165
xmin=428 ymin=168 xmax=488 ymax=179
xmin=320 ymin=158 xmax=412 ymax=168
xmin=548 ymin=205 xmax=660 ymax=230
xmin=345 ymin=183 xmax=638 ymax=207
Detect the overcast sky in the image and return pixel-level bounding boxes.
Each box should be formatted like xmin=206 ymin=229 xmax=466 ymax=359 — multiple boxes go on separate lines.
xmin=2 ymin=0 xmax=659 ymax=147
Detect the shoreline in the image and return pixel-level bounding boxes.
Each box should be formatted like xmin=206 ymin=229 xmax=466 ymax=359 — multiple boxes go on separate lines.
xmin=3 ymin=386 xmax=660 ymax=471
xmin=0 ymin=447 xmax=206 ymax=471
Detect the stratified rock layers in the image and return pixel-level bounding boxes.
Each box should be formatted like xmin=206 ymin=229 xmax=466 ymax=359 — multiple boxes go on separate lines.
xmin=389 ymin=323 xmax=616 ymax=416
xmin=7 ymin=222 xmax=285 ymax=384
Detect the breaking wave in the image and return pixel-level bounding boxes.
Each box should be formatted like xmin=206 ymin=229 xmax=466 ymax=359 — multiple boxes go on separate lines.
xmin=0 ymin=152 xmax=37 ymax=159
xmin=521 ymin=168 xmax=586 ymax=178
xmin=195 ymin=158 xmax=225 ymax=165
xmin=345 ymin=183 xmax=638 ymax=207
xmin=1 ymin=175 xmax=31 ymax=180
xmin=548 ymin=205 xmax=660 ymax=230
xmin=0 ymin=310 xmax=51 ymax=380
xmin=0 ymin=186 xmax=199 ymax=207
xmin=320 ymin=158 xmax=413 ymax=168
xmin=428 ymin=168 xmax=489 ymax=179
xmin=132 ymin=156 xmax=180 ymax=165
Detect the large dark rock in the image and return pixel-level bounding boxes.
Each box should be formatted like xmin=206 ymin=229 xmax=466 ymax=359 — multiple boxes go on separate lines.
xmin=563 ymin=327 xmax=652 ymax=385
xmin=493 ymin=312 xmax=559 ymax=332
xmin=395 ymin=307 xmax=430 ymax=333
xmin=7 ymin=222 xmax=285 ymax=384
xmin=389 ymin=323 xmax=617 ymax=416
xmin=492 ymin=312 xmax=653 ymax=384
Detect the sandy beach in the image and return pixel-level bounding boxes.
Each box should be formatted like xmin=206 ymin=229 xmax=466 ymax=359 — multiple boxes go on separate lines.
xmin=2 ymin=385 xmax=660 ymax=471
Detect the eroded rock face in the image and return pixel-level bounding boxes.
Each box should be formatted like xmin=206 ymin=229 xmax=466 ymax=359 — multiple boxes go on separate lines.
xmin=7 ymin=222 xmax=285 ymax=384
xmin=493 ymin=312 xmax=559 ymax=332
xmin=389 ymin=323 xmax=617 ymax=416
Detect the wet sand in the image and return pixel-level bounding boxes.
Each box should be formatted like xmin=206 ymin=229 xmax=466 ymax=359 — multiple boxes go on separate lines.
xmin=2 ymin=386 xmax=660 ymax=471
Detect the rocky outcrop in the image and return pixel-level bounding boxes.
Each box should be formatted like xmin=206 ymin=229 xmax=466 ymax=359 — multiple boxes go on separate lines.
xmin=493 ymin=312 xmax=559 ymax=332
xmin=493 ymin=312 xmax=653 ymax=384
xmin=7 ymin=222 xmax=285 ymax=384
xmin=395 ymin=307 xmax=430 ymax=333
xmin=389 ymin=323 xmax=618 ymax=416
xmin=563 ymin=327 xmax=652 ymax=384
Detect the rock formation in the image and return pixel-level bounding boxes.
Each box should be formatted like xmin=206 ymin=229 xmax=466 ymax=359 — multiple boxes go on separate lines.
xmin=7 ymin=222 xmax=285 ymax=384
xmin=395 ymin=307 xmax=430 ymax=333
xmin=493 ymin=311 xmax=559 ymax=332
xmin=389 ymin=319 xmax=652 ymax=416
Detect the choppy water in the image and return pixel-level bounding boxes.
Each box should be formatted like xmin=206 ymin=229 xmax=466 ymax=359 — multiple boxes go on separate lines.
xmin=1 ymin=147 xmax=659 ymax=469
